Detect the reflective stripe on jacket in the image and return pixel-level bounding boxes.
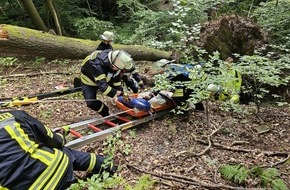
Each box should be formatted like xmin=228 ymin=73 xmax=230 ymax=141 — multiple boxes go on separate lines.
xmin=0 ymin=111 xmax=69 ymax=190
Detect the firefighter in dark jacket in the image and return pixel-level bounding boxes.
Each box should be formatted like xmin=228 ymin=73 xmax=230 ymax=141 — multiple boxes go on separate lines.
xmin=81 ymin=49 xmax=134 ymax=116
xmin=96 ymin=31 xmax=114 ymax=51
xmin=0 ymin=110 xmax=116 ymax=190
xmin=96 ymin=31 xmax=145 ymax=93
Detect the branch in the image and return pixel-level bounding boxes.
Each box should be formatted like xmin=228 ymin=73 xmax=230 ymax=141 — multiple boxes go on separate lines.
xmin=0 ymin=72 xmax=75 ymax=78
xmin=127 ymin=164 xmax=248 ymax=190
xmin=176 ymin=121 xmax=225 ymax=157
xmin=196 ymin=140 xmax=289 ymax=167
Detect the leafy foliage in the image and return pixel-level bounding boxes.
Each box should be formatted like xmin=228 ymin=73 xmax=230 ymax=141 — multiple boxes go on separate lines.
xmin=220 ymin=165 xmax=288 ymax=189
xmin=220 ymin=164 xmax=248 ymax=184
xmin=251 ymin=167 xmax=288 ymax=190
xmin=252 ymin=0 xmax=290 ymax=48
xmin=73 ymin=17 xmax=114 ymax=40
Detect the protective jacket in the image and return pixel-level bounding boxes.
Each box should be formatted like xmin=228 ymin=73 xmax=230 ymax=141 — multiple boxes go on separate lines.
xmin=214 ymin=69 xmax=242 ymax=103
xmin=81 ymin=49 xmax=123 ymax=98
xmin=0 ymin=110 xmax=113 ymax=190
xmin=167 ymin=63 xmax=205 ymax=110
xmin=0 ymin=110 xmax=70 ymax=190
xmin=96 ymin=42 xmax=113 ymax=51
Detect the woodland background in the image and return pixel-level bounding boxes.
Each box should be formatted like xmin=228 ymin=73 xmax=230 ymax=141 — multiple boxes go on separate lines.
xmin=0 ymin=0 xmax=290 ymax=189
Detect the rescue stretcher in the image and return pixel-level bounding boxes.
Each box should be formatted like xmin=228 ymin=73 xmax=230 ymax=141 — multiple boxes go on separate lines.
xmin=115 ymin=93 xmax=176 ymax=118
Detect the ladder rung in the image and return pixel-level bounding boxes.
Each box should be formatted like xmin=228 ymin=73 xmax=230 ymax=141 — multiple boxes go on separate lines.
xmin=117 ymin=116 xmax=131 ymax=123
xmin=88 ymin=124 xmax=102 ymax=132
xmin=104 ymin=120 xmax=117 ymax=127
xmin=70 ymin=129 xmax=83 ymax=138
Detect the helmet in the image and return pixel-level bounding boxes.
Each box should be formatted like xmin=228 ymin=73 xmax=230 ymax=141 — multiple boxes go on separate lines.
xmin=108 ymin=50 xmax=133 ymax=70
xmin=155 ymin=59 xmax=172 ymax=67
xmin=100 ymin=31 xmax=114 ymax=41
xmin=207 ymin=84 xmax=220 ymax=93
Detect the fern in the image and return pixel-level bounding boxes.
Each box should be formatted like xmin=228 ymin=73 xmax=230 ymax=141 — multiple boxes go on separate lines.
xmin=271 ymin=179 xmax=289 ymax=190
xmin=251 ymin=167 xmax=288 ymax=190
xmin=219 ymin=164 xmax=248 ymax=184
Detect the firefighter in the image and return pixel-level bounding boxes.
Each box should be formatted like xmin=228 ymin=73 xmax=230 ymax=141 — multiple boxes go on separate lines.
xmin=96 ymin=31 xmax=145 ymax=93
xmin=207 ymin=83 xmax=240 ymax=103
xmin=96 ymin=31 xmax=114 ymax=51
xmin=81 ymin=49 xmax=133 ymax=116
xmin=206 ymin=57 xmax=242 ymax=103
xmin=0 ymin=110 xmax=116 ymax=190
xmin=155 ymin=59 xmax=205 ymax=111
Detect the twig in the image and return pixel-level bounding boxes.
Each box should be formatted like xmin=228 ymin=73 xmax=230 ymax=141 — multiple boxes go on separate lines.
xmin=230 ymin=141 xmax=250 ymax=146
xmin=0 ymin=72 xmax=75 ymax=78
xmin=127 ymin=164 xmax=248 ymax=190
xmin=261 ymin=153 xmax=290 ymax=168
xmin=154 ymin=178 xmax=175 ymax=187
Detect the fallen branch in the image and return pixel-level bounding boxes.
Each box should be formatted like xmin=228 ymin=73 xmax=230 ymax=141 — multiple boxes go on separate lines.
xmin=127 ymin=164 xmax=248 ymax=190
xmin=176 ymin=120 xmax=225 ymax=157
xmin=196 ymin=139 xmax=289 ymax=167
xmin=0 ymin=72 xmax=75 ymax=78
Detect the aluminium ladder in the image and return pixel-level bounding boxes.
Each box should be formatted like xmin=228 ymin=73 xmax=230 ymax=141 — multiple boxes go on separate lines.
xmin=65 ymin=108 xmax=172 ymax=149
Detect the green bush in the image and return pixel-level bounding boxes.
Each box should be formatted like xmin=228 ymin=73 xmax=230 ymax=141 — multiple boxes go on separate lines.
xmin=252 ymin=0 xmax=290 ymax=48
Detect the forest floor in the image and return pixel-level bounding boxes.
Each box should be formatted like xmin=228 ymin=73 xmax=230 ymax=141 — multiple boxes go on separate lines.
xmin=0 ymin=58 xmax=289 ymax=190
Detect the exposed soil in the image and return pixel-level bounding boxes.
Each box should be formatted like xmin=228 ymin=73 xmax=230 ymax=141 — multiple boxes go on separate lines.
xmin=0 ymin=59 xmax=289 ymax=189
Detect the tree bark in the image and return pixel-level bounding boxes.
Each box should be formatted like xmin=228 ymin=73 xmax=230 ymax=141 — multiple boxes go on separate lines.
xmin=0 ymin=24 xmax=172 ymax=61
xmin=19 ymin=0 xmax=48 ymax=32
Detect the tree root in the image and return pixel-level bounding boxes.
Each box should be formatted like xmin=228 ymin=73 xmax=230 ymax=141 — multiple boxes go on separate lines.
xmin=127 ymin=164 xmax=249 ymax=190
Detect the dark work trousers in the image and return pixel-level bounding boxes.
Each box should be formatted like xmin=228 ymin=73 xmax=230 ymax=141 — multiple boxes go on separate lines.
xmin=57 ymin=147 xmax=106 ymax=190
xmin=82 ymin=84 xmax=109 ymax=117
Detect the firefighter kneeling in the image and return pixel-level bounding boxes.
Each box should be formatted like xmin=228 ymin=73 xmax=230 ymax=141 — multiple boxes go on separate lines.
xmin=0 ymin=110 xmax=116 ymax=190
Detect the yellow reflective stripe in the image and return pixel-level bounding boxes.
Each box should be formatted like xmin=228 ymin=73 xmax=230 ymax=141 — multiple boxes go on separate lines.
xmin=44 ymin=125 xmax=53 ymax=138
xmin=0 ymin=112 xmax=13 ymax=121
xmin=172 ymin=89 xmax=183 ymax=97
xmin=95 ymin=74 xmax=106 ymax=81
xmin=97 ymin=103 xmax=104 ymax=113
xmin=0 ymin=186 xmax=9 ymax=190
xmin=103 ymin=86 xmax=112 ymax=96
xmin=114 ymin=82 xmax=121 ymax=86
xmin=82 ymin=55 xmax=90 ymax=66
xmin=29 ymin=150 xmax=68 ymax=190
xmin=5 ymin=123 xmax=53 ymax=165
xmin=45 ymin=151 xmax=69 ymax=190
xmin=138 ymin=81 xmax=143 ymax=85
xmin=81 ymin=74 xmax=96 ymax=86
xmin=87 ymin=153 xmax=96 ymax=172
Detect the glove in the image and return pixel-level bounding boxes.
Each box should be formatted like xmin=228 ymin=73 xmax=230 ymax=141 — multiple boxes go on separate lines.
xmin=61 ymin=125 xmax=71 ymax=136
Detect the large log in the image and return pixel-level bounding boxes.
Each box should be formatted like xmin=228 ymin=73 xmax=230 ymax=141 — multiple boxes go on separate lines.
xmin=0 ymin=24 xmax=172 ymax=61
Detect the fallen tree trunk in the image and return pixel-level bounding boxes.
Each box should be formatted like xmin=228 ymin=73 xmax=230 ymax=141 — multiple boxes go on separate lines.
xmin=0 ymin=24 xmax=172 ymax=61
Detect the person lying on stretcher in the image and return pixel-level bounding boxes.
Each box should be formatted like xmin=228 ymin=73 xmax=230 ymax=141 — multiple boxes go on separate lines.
xmin=117 ymin=90 xmax=175 ymax=113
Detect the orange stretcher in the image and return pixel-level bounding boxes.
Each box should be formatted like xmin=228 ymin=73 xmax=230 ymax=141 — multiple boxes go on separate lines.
xmin=116 ymin=93 xmax=176 ymax=118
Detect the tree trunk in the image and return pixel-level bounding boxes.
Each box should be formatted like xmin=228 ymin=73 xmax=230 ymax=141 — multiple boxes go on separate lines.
xmin=19 ymin=0 xmax=48 ymax=32
xmin=0 ymin=24 xmax=172 ymax=61
xmin=46 ymin=0 xmax=62 ymax=35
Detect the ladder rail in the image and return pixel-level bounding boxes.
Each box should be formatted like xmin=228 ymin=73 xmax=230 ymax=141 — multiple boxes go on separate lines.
xmin=65 ymin=109 xmax=171 ymax=149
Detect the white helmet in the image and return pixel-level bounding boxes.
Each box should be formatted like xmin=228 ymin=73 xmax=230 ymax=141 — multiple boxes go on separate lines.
xmin=100 ymin=31 xmax=114 ymax=41
xmin=108 ymin=50 xmax=133 ymax=70
xmin=207 ymin=84 xmax=220 ymax=93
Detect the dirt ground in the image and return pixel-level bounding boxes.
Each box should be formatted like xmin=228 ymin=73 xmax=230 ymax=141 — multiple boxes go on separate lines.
xmin=0 ymin=58 xmax=289 ymax=189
